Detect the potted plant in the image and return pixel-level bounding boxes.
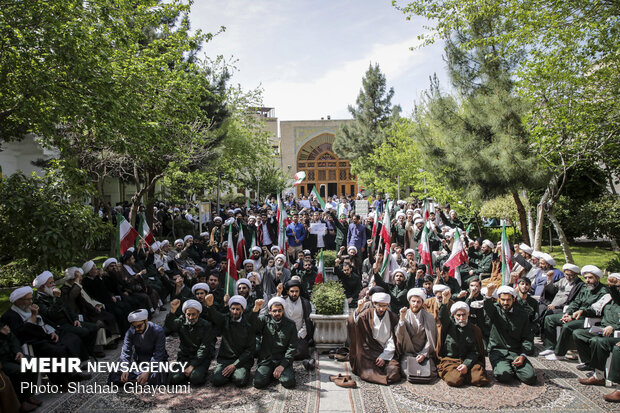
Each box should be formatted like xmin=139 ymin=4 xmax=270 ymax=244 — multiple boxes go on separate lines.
xmin=321 ymin=250 xmax=337 ymax=281
xmin=310 ymin=281 xmax=349 ymax=350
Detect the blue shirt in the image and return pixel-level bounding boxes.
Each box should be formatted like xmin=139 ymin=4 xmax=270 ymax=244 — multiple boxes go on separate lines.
xmin=347 ymin=222 xmax=367 ymax=251
xmin=286 ymin=222 xmax=306 ymax=247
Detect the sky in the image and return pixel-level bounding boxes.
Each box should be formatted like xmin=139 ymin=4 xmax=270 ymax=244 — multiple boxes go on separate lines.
xmin=190 ymin=0 xmax=447 ymax=121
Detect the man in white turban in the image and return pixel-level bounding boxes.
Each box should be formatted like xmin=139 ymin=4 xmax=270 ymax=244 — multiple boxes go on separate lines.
xmin=349 ymin=292 xmax=401 ymax=385
xmin=396 ymin=288 xmax=437 ymax=382
xmin=436 ymin=292 xmax=488 ymax=387
xmin=165 ymin=299 xmax=216 ymax=386
xmin=108 ymin=309 xmax=168 ymax=386
xmin=250 ymin=296 xmax=298 ymax=389
xmin=541 ymin=265 xmax=608 ymax=361
xmin=204 ymin=293 xmax=255 ymax=387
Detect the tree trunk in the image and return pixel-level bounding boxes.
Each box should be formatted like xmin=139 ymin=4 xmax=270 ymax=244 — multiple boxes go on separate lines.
xmin=522 ymin=189 xmax=535 ymax=246
xmin=547 ymin=210 xmax=574 ymax=263
xmin=534 ymin=186 xmax=551 ymax=251
xmin=512 ymin=190 xmax=530 ymax=245
xmin=611 ymin=238 xmax=620 ymax=252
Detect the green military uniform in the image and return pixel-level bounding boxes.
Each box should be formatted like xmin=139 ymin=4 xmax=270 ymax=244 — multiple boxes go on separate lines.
xmin=297 ymin=269 xmax=318 ymax=300
xmin=516 ymin=294 xmax=540 ymax=345
xmin=335 ymin=267 xmax=362 ymax=308
xmin=573 ymin=286 xmax=620 ymax=371
xmin=34 ymin=292 xmax=98 ymax=356
xmin=465 ymin=293 xmax=491 ymax=344
xmin=543 ymin=283 xmax=608 ymax=356
xmin=250 ymin=311 xmax=298 ymax=389
xmin=438 ymin=277 xmax=462 ymax=301
xmin=483 ymin=297 xmax=536 ymax=384
xmin=330 ymin=212 xmax=348 ymax=251
xmin=438 ymin=304 xmax=481 ymax=368
xmin=391 ymin=221 xmax=406 ymax=247
xmin=373 ymin=272 xmax=416 ymax=313
xmin=164 ymin=309 xmax=215 ymax=385
xmin=608 ymin=345 xmax=620 ymax=383
xmin=206 ymin=306 xmax=255 ymax=387
xmin=466 ymin=249 xmax=493 ymax=282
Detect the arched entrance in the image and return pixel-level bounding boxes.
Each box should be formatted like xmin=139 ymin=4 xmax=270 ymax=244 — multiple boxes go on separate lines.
xmin=296 ymin=134 xmax=356 ymax=199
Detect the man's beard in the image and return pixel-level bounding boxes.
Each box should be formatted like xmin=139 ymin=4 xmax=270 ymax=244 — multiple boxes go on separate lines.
xmin=289 ymin=295 xmax=298 ymax=302
xmin=586 ymin=283 xmax=598 ymax=291
xmin=231 ymin=313 xmax=241 ymax=322
xmin=41 ymin=286 xmax=54 ymax=296
xmin=275 ymin=263 xmax=284 ymax=270
xmin=16 ymin=303 xmax=30 ymax=312
xmin=456 ymin=320 xmax=468 ymax=327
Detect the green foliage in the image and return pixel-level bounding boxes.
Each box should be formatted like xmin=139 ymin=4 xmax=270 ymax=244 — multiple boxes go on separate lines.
xmin=322 ymin=250 xmax=338 ymax=268
xmin=605 ymin=254 xmax=620 ymax=273
xmin=311 ymin=281 xmax=346 ymax=315
xmin=221 ymin=193 xmax=247 ymax=205
xmin=480 ymin=194 xmax=529 ymax=224
xmin=0 ymin=259 xmax=38 ymax=288
xmin=478 ymin=226 xmax=521 ymax=245
xmin=0 ymin=162 xmax=111 ymax=272
xmin=333 ymin=63 xmax=400 ymax=171
xmin=240 ymin=163 xmax=289 ymax=200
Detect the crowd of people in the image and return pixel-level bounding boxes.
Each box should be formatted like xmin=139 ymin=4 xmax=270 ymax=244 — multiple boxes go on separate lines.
xmin=1 ymin=193 xmax=619 ymax=412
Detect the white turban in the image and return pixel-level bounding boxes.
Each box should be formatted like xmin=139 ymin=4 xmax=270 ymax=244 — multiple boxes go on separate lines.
xmin=183 ymin=235 xmax=193 ymax=242
xmin=482 ymin=239 xmax=494 ymax=249
xmin=413 ymin=214 xmax=422 ymax=221
xmin=396 ymin=211 xmax=406 ymax=219
xmin=127 ymin=309 xmax=148 ymax=323
xmin=236 ymin=278 xmax=252 ymax=291
xmin=251 ymin=246 xmax=262 ymax=253
xmin=103 ymin=258 xmax=118 ymax=270
xmin=174 ymin=239 xmax=183 ymax=246
xmin=33 ymin=271 xmax=54 ymax=289
xmin=127 ymin=247 xmax=135 ymax=253
xmin=497 ymin=285 xmax=516 ymax=297
xmin=228 ymin=295 xmax=247 ymax=310
xmin=406 ymin=209 xmax=414 ymax=215
xmin=268 ymin=296 xmax=286 ymax=309
xmin=303 ymin=249 xmax=311 ymax=255
xmin=199 ymin=232 xmax=209 ymax=238
xmin=347 ymin=246 xmax=357 ymax=253
xmin=275 ymin=254 xmax=286 ymax=262
xmin=371 ymin=292 xmax=391 ymax=304
xmin=433 ymin=284 xmax=450 ymax=293
xmin=532 ymin=251 xmax=544 ymax=259
xmin=191 ymin=283 xmax=210 ymax=294
xmin=608 ymin=273 xmax=620 ymax=281
xmin=407 ymin=288 xmax=426 ymax=301
xmin=450 ymin=301 xmax=470 ymax=315
xmin=151 ymin=241 xmax=160 ymax=251
xmin=160 ymin=240 xmax=170 ymax=247
xmin=581 ymin=265 xmax=603 ymax=278
xmin=214 ymin=216 xmax=223 ymax=222
xmin=325 ymin=204 xmax=334 ymax=210
xmin=182 ymin=299 xmax=203 ymax=314
xmin=10 ymin=286 xmax=33 ymax=303
xmin=393 ymin=268 xmax=406 ymax=277
xmin=270 ymin=246 xmax=280 ymax=253
xmin=242 ymin=259 xmax=254 ymax=267
xmin=65 ymin=267 xmax=80 ymax=280
xmin=404 ymin=249 xmax=415 ymax=257
xmin=82 ymin=260 xmax=95 ymax=274
xmin=249 ymin=271 xmax=262 ymax=283
xmin=519 ymin=243 xmax=533 ymax=254
xmin=414 ymin=218 xmax=424 ymax=225
xmin=562 ymin=263 xmax=580 ymax=274
xmin=540 ymin=253 xmax=556 ymax=267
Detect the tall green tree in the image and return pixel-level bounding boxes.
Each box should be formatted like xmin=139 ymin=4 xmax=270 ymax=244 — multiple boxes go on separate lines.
xmin=413 ymin=17 xmax=546 ymax=245
xmin=333 ymin=63 xmax=401 ymax=174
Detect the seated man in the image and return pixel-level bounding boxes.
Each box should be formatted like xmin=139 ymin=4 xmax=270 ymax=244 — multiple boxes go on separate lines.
xmin=278 ymin=280 xmax=314 ymax=365
xmin=234 ymin=278 xmax=255 ymax=315
xmin=436 ymin=266 xmax=462 ymax=301
xmin=515 ymin=277 xmax=539 ymax=340
xmin=251 ymin=297 xmax=298 ymax=389
xmin=424 ymin=284 xmax=454 ymax=326
xmin=464 ymin=240 xmax=494 ymax=283
xmin=293 ymin=259 xmax=318 ymax=300
xmin=436 ymin=297 xmax=488 ymax=387
xmin=0 ymin=322 xmax=41 ymax=410
xmin=574 ymin=272 xmax=620 ymax=384
xmin=604 ymin=341 xmax=620 ymax=403
xmin=191 ymin=282 xmax=210 ymax=317
xmin=171 ymin=274 xmax=193 ymax=302
xmin=538 ymin=263 xmax=583 ymax=332
xmin=350 ymin=292 xmax=401 ymax=385
xmin=541 ymin=265 xmax=608 ymax=360
xmin=165 ymin=299 xmax=215 ymax=386
xmin=205 ymin=295 xmax=255 ymax=387
xmin=464 ymin=278 xmax=490 ymax=345
xmin=484 ymin=284 xmax=536 ymax=385
xmin=396 ymin=288 xmax=436 ymax=381
xmin=33 ymin=271 xmax=98 ymax=359
xmin=108 ymin=309 xmax=168 ymax=385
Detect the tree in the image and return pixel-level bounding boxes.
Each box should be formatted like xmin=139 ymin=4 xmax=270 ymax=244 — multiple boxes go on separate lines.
xmin=333 ymin=63 xmax=401 ymax=173
xmin=412 ymin=17 xmax=546 ymax=245
xmin=0 ymin=161 xmax=110 ymax=271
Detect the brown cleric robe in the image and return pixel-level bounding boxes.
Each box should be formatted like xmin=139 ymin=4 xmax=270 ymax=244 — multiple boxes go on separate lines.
xmin=348 ymin=307 xmax=401 ymax=385
xmin=423 ymin=297 xmax=454 ymax=329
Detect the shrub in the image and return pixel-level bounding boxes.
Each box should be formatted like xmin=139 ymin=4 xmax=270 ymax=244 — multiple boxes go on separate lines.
xmin=0 ymin=259 xmax=43 ymax=288
xmin=605 ymin=253 xmax=620 ymax=273
xmin=311 ymin=281 xmax=346 ymax=315
xmin=322 ymin=250 xmax=337 ymax=267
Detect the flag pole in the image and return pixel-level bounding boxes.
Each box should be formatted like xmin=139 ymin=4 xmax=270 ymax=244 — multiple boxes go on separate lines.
xmin=226 ymin=258 xmax=230 ymax=295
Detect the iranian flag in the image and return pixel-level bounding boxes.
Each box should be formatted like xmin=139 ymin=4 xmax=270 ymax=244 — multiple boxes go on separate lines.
xmin=225 ymin=223 xmax=238 ymax=296
xmin=444 ymin=227 xmax=468 ymax=285
xmin=136 ymin=213 xmax=154 ymax=247
xmin=379 ymin=202 xmax=392 ymax=248
xmin=500 ymin=221 xmax=513 ymax=285
xmin=311 ymin=186 xmax=326 ymax=209
xmin=293 ymin=171 xmax=306 ymax=186
xmin=422 ymin=198 xmax=435 ymax=220
xmin=235 ymin=225 xmax=246 ymax=270
xmin=378 ymin=241 xmax=391 ymax=282
xmin=418 ymin=223 xmax=433 ymax=276
xmin=276 ymin=193 xmax=288 ymax=254
xmin=250 ymin=232 xmax=257 ymax=250
xmin=116 ymin=213 xmax=139 ymax=258
xmin=315 ymin=249 xmax=324 ymax=284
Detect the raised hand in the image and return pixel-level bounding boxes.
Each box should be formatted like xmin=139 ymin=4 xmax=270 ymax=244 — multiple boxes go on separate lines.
xmin=399 ymin=306 xmax=407 ymax=321
xmin=254 ymin=299 xmax=265 ymax=312
xmin=205 ymin=294 xmax=214 ymax=307
xmin=170 ymin=299 xmax=181 ymax=313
